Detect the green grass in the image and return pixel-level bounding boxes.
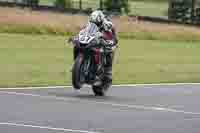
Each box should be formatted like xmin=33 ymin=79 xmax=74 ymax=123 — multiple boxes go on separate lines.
xmin=38 ymin=0 xmax=168 ymax=17
xmin=129 ymin=1 xmax=168 ymax=17
xmin=1 ymin=33 xmax=200 ymax=87
xmin=39 ymin=0 xmax=56 ymax=6
xmin=1 ymin=24 xmax=200 ymax=42
xmin=0 ymin=33 xmax=71 ymax=87
xmin=0 ymin=24 xmax=73 ymax=36
xmin=130 ymin=0 xmax=168 ymax=2
xmin=115 ymin=39 xmax=200 ymax=84
xmin=39 ymin=0 xmax=99 ymax=9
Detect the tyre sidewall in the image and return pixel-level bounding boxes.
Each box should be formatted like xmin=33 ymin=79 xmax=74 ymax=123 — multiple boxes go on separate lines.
xmin=72 ymin=55 xmax=84 ymax=89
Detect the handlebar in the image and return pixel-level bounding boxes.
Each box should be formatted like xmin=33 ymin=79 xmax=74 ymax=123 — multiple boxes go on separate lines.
xmin=68 ymin=35 xmax=118 ymax=53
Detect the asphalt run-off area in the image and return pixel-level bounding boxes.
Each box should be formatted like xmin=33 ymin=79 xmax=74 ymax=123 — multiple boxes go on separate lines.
xmin=0 ymin=84 xmax=200 ymax=133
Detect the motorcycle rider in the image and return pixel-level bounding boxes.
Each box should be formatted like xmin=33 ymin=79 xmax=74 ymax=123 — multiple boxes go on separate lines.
xmin=69 ymin=10 xmax=118 ymax=88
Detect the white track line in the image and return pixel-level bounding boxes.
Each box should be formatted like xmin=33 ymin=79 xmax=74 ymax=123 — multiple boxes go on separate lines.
xmin=1 ymin=83 xmax=200 ymax=90
xmin=0 ymin=91 xmax=200 ymax=115
xmin=0 ymin=122 xmax=99 ymax=133
xmin=113 ymin=83 xmax=200 ymax=87
xmin=0 ymin=86 xmax=72 ymax=90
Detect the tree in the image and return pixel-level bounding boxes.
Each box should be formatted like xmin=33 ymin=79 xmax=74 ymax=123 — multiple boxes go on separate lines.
xmin=22 ymin=0 xmax=39 ymax=7
xmin=79 ymin=0 xmax=82 ymax=10
xmin=54 ymin=0 xmax=72 ymax=10
xmin=104 ymin=0 xmax=130 ymax=14
xmin=168 ymin=0 xmax=193 ymax=23
xmin=99 ymin=0 xmax=103 ymax=10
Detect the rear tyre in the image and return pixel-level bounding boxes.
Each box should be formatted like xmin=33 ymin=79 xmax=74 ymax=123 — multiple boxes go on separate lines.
xmin=72 ymin=55 xmax=84 ymax=89
xmin=92 ymin=85 xmax=107 ymax=96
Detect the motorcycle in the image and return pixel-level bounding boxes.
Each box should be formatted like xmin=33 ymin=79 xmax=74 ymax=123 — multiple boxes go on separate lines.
xmin=68 ymin=22 xmax=116 ymax=96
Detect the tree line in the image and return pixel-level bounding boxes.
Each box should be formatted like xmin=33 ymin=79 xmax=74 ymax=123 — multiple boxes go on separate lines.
xmin=21 ymin=0 xmax=129 ymax=14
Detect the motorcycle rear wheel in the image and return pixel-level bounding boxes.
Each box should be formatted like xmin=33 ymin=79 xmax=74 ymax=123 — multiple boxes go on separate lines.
xmin=92 ymin=85 xmax=106 ymax=96
xmin=92 ymin=70 xmax=112 ymax=96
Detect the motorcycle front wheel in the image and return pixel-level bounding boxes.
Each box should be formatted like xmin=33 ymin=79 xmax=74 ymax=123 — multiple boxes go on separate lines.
xmin=72 ymin=55 xmax=84 ymax=89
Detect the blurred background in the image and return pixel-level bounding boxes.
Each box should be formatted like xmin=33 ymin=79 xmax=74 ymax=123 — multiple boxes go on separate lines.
xmin=1 ymin=0 xmax=200 ymax=24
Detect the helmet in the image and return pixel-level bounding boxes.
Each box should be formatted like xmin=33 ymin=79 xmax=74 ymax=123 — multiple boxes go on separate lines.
xmin=89 ymin=10 xmax=105 ymax=26
xmin=103 ymin=20 xmax=113 ymax=32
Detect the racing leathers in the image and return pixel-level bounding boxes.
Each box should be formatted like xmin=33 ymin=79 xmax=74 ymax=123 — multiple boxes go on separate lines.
xmin=70 ymin=22 xmax=118 ymax=88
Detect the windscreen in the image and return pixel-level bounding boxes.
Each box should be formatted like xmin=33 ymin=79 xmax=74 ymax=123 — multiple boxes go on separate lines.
xmin=79 ymin=22 xmax=99 ymax=44
xmin=84 ymin=22 xmax=99 ymax=36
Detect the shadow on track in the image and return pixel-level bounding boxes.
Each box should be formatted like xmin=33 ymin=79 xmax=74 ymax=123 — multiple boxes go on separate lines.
xmin=46 ymin=90 xmax=137 ymax=103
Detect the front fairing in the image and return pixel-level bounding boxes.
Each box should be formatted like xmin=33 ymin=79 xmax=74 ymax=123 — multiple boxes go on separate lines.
xmin=78 ymin=50 xmax=96 ymax=83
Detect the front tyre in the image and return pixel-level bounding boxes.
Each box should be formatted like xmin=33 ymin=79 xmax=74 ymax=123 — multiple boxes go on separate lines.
xmin=72 ymin=55 xmax=84 ymax=89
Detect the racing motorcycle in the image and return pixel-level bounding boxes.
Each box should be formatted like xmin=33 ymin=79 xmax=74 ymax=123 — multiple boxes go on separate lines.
xmin=68 ymin=22 xmax=116 ymax=96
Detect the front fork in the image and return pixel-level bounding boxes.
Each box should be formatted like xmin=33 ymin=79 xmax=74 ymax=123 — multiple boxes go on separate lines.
xmin=74 ymin=48 xmax=105 ymax=82
xmin=93 ymin=48 xmax=105 ymax=77
xmin=84 ymin=50 xmax=104 ymax=82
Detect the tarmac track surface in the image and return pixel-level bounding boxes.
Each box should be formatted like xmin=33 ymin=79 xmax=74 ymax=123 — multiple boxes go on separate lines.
xmin=0 ymin=84 xmax=200 ymax=133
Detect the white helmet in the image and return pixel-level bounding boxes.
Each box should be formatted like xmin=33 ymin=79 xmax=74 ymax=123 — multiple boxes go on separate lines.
xmin=103 ymin=20 xmax=113 ymax=32
xmin=89 ymin=10 xmax=105 ymax=25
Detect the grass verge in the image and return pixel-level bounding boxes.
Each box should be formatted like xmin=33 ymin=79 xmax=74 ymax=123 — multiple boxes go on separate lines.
xmin=1 ymin=33 xmax=200 ymax=87
xmin=1 ymin=24 xmax=200 ymax=42
xmin=1 ymin=7 xmax=200 ymax=42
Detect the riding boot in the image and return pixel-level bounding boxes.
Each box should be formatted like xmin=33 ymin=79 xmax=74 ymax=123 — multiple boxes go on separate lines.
xmin=103 ymin=66 xmax=112 ymax=87
xmin=93 ymin=64 xmax=103 ymax=86
xmin=102 ymin=52 xmax=113 ymax=89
